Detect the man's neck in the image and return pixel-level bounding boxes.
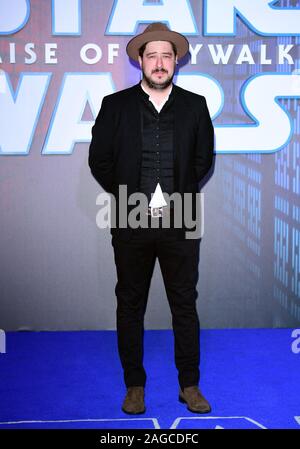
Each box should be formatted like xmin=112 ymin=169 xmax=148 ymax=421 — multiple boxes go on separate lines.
xmin=140 ymin=80 xmax=173 ymax=103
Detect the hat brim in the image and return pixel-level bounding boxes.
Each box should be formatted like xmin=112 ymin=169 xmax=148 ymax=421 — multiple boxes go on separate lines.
xmin=126 ymin=30 xmax=189 ymax=61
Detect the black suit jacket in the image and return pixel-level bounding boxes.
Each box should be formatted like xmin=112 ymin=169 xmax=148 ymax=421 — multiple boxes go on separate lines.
xmin=89 ymin=82 xmax=214 ymax=240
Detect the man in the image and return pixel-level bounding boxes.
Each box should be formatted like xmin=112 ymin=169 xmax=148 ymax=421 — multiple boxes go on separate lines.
xmin=89 ymin=22 xmax=214 ymax=415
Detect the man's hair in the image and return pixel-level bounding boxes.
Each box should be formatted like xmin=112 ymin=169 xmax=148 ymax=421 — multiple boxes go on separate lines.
xmin=138 ymin=41 xmax=177 ymax=58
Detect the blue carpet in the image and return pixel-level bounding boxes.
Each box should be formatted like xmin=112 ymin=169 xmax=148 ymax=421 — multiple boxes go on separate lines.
xmin=0 ymin=329 xmax=299 ymax=429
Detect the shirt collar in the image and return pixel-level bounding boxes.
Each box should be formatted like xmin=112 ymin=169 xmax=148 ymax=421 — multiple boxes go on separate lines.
xmin=139 ymin=82 xmax=173 ymax=112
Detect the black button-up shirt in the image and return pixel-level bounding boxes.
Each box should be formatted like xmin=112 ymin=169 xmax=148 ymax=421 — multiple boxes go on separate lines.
xmin=138 ymin=83 xmax=176 ymax=204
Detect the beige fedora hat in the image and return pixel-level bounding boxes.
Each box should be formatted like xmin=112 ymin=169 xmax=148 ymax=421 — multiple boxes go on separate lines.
xmin=126 ymin=22 xmax=189 ymax=61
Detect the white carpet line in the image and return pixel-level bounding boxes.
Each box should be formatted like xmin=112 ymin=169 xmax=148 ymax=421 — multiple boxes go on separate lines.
xmin=0 ymin=417 xmax=160 ymax=429
xmin=0 ymin=416 xmax=268 ymax=429
xmin=170 ymin=416 xmax=267 ymax=429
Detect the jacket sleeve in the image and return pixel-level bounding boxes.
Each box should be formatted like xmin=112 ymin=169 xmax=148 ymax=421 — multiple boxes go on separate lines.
xmin=88 ymin=96 xmax=115 ymax=193
xmin=194 ymin=97 xmax=214 ymax=183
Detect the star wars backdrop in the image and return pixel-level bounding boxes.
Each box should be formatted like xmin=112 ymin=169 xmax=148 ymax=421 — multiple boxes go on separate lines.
xmin=0 ymin=0 xmax=300 ymax=330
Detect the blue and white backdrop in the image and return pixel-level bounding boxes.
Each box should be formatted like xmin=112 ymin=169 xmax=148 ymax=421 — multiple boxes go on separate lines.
xmin=0 ymin=0 xmax=300 ymax=330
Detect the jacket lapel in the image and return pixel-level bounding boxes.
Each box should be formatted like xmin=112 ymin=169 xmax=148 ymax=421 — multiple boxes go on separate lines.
xmin=173 ymin=86 xmax=188 ymax=190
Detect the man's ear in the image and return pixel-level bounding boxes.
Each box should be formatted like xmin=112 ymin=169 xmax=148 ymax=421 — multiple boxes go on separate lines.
xmin=138 ymin=56 xmax=142 ymax=68
xmin=175 ymin=56 xmax=178 ymax=65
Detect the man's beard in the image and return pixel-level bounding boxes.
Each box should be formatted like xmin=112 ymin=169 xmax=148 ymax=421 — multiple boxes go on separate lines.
xmin=142 ymin=68 xmax=175 ymax=90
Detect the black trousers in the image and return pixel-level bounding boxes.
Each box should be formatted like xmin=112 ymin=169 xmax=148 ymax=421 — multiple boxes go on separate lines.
xmin=111 ymin=223 xmax=201 ymax=391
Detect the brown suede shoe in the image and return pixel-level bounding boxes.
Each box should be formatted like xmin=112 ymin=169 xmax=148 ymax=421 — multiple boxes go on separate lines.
xmin=122 ymin=386 xmax=145 ymax=414
xmin=179 ymin=386 xmax=211 ymax=413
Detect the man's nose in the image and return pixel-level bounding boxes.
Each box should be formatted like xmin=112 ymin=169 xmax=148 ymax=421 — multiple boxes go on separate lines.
xmin=156 ymin=56 xmax=163 ymax=68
